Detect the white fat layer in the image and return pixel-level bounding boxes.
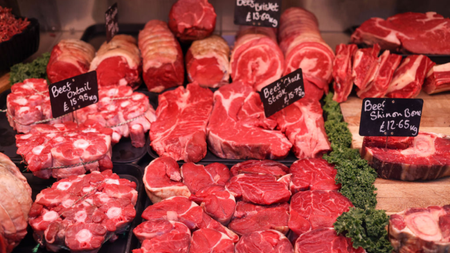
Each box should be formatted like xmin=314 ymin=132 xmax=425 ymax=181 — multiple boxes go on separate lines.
xmin=76 ymin=229 xmax=93 ymax=243
xmin=43 ymin=211 xmax=59 ymax=222
xmin=62 ymin=199 xmax=74 ymax=208
xmin=105 ymin=178 xmax=120 ymax=185
xmin=388 ymin=56 xmax=423 ymax=92
xmin=74 ymin=139 xmax=90 ymax=150
xmin=14 ymin=97 xmax=28 ymax=105
xmin=57 ymin=182 xmax=72 ymax=191
xmin=106 ymin=207 xmax=122 ymax=219
xmin=32 ymin=145 xmax=45 ymax=155
xmin=75 ymin=210 xmax=87 ymax=223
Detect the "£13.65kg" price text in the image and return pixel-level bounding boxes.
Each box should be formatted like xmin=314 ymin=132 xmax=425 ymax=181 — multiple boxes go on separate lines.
xmin=380 ymin=119 xmax=418 ymax=135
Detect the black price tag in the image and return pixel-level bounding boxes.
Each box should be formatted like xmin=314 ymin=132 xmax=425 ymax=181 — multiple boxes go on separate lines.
xmin=260 ymin=68 xmax=305 ymax=118
xmin=49 ymin=71 xmax=99 ymax=118
xmin=105 ymin=3 xmax=118 ymax=43
xmin=359 ymin=98 xmax=423 ymax=137
xmin=234 ymin=0 xmax=281 ymax=28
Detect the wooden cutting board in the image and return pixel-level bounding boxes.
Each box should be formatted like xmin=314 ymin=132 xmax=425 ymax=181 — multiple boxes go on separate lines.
xmin=0 ymin=73 xmax=10 ymax=94
xmin=340 ymin=92 xmax=450 ymax=215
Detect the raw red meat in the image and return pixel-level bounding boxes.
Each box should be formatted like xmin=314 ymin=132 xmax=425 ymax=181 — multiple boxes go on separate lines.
xmin=294 ymin=228 xmax=365 ymax=253
xmin=386 ymin=55 xmax=435 ymax=98
xmin=275 ymin=98 xmax=331 ymax=159
xmin=28 ymin=170 xmax=138 ymax=252
xmin=133 ymin=220 xmax=191 ymax=253
xmin=89 ymin=35 xmax=141 ymax=89
xmin=357 ymin=50 xmax=402 ymax=99
xmin=186 ymin=35 xmax=230 ymax=88
xmin=235 ymin=230 xmax=294 ymax=253
xmin=228 ymin=202 xmax=289 ymax=236
xmin=332 ymin=44 xmax=357 ymax=103
xmin=389 ymin=205 xmax=450 ymax=252
xmin=207 ymin=82 xmax=292 ymax=159
xmin=230 ymin=26 xmax=285 ymax=91
xmin=352 ymin=44 xmax=380 ymax=91
xmin=361 ymin=136 xmax=414 ymax=151
xmin=47 ymin=39 xmax=95 ymax=84
xmin=225 ymin=174 xmax=291 ymax=205
xmin=424 ymin=63 xmax=450 ymax=94
xmin=138 ymin=20 xmax=184 ymax=92
xmin=289 ymin=158 xmax=339 ymax=193
xmin=351 ymin=12 xmax=450 ymax=55
xmin=289 ymin=191 xmax=353 ymax=237
xmin=181 ymin=162 xmax=230 ymax=194
xmin=0 ymin=7 xmax=29 ymax=42
xmin=189 ymin=228 xmax=235 ymax=253
xmin=150 ymin=83 xmax=213 ymax=162
xmin=279 ymin=7 xmax=334 ymax=97
xmin=190 ymin=185 xmax=235 ymax=225
xmin=361 ymin=133 xmax=450 ymax=181
xmin=168 ymin=0 xmax=216 ymax=41
xmin=143 ymin=156 xmax=190 ymax=204
xmin=15 ymin=120 xmax=113 ymax=179
xmin=230 ymin=160 xmax=289 ymax=179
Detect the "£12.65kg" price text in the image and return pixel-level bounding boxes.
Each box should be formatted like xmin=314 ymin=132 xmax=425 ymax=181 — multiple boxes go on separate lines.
xmin=380 ymin=119 xmax=418 ymax=135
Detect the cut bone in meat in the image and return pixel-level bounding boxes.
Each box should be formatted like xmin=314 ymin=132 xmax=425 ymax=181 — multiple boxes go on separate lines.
xmin=332 ymin=44 xmax=357 ymax=103
xmin=226 ymin=173 xmax=291 ymax=205
xmin=207 ymin=82 xmax=292 ymax=160
xmin=386 ymin=55 xmax=435 ymax=98
xmin=352 ymin=44 xmax=380 ymax=91
xmin=150 ymin=83 xmax=213 ymax=162
xmin=424 ymin=62 xmax=450 ymax=94
xmin=289 ymin=158 xmax=339 ymax=194
xmin=47 ymin=39 xmax=95 ymax=84
xmin=361 ymin=133 xmax=450 ymax=181
xmin=230 ymin=160 xmax=289 ymax=179
xmin=189 ymin=228 xmax=235 ymax=253
xmin=89 ymin=34 xmax=141 ymax=89
xmin=235 ymin=230 xmax=294 ymax=253
xmin=294 ymin=228 xmax=365 ymax=253
xmin=229 ymin=201 xmax=290 ymax=236
xmin=351 ymin=12 xmax=450 ymax=55
xmin=289 ymin=190 xmax=353 ymax=237
xmin=28 ymin=170 xmax=138 ymax=252
xmin=138 ymin=20 xmax=184 ymax=92
xmin=143 ymin=157 xmax=191 ymax=204
xmin=389 ymin=205 xmax=450 ymax=252
xmin=230 ymin=26 xmax=285 ymax=91
xmin=181 ymin=162 xmax=230 ymax=194
xmin=168 ymin=0 xmax=216 ymax=41
xmin=186 ymin=35 xmax=230 ymax=88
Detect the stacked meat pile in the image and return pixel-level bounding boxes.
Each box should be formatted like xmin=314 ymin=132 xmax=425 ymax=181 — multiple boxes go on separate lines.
xmin=29 ymin=170 xmax=138 ymax=252
xmin=47 ymin=39 xmax=95 ymax=84
xmin=15 ymin=120 xmax=113 ymax=179
xmin=0 ymin=153 xmax=32 ymax=253
xmin=137 ymin=158 xmax=363 ymax=252
xmin=89 ymin=34 xmax=142 ymax=89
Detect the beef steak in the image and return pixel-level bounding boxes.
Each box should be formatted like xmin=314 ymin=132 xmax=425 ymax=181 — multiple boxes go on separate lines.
xmin=235 ymin=230 xmax=294 ymax=253
xmin=289 ymin=158 xmax=339 ymax=193
xmin=181 ymin=162 xmax=230 ymax=194
xmin=294 ymin=228 xmax=365 ymax=253
xmin=189 ymin=228 xmax=235 ymax=253
xmin=230 ymin=160 xmax=289 ymax=179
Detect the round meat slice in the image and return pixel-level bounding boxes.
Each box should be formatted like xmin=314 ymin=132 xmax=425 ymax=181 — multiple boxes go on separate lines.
xmin=189 ymin=228 xmax=234 ymax=253
xmin=235 ymin=230 xmax=294 ymax=253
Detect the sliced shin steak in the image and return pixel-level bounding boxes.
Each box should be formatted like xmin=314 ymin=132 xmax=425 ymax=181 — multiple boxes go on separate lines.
xmin=138 ymin=20 xmax=184 ymax=92
xmin=352 ymin=44 xmax=380 ymax=91
xmin=168 ymin=0 xmax=216 ymax=41
xmin=186 ymin=35 xmax=230 ymax=88
xmin=181 ymin=162 xmax=230 ymax=194
xmin=289 ymin=190 xmax=353 ymax=237
xmin=207 ymin=82 xmax=292 ymax=160
xmin=29 ymin=171 xmax=138 ymax=252
xmin=189 ymin=228 xmax=235 ymax=253
xmin=332 ymin=44 xmax=357 ymax=103
xmin=386 ymin=55 xmax=435 ymax=98
xmin=47 ymin=39 xmax=95 ymax=84
xmin=143 ymin=157 xmax=190 ymax=203
xmin=226 ymin=174 xmax=291 ymax=205
xmin=361 ymin=133 xmax=450 ymax=181
xmin=294 ymin=228 xmax=365 ymax=253
xmin=235 ymin=230 xmax=294 ymax=253
xmin=150 ymin=83 xmax=213 ymax=162
xmin=228 ymin=202 xmax=290 ymax=236
xmin=351 ymin=12 xmax=450 ymax=55
xmin=289 ymin=158 xmax=339 ymax=193
xmin=424 ymin=62 xmax=450 ymax=95
xmin=230 ymin=26 xmax=284 ymax=91
xmin=389 ymin=205 xmax=450 ymax=252
xmin=89 ymin=34 xmax=141 ymax=89
xmin=190 ymin=185 xmax=236 ymax=225
xmin=230 ymin=160 xmax=289 ymax=179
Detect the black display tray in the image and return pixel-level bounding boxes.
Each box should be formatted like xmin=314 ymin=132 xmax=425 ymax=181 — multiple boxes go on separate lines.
xmin=12 ymin=164 xmax=145 ymax=253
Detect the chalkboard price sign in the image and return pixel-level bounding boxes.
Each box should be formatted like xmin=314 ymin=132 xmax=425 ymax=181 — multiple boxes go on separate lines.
xmin=260 ymin=68 xmax=305 ymax=118
xmin=234 ymin=0 xmax=282 ymax=28
xmin=359 ymin=98 xmax=423 ymax=137
xmin=105 ymin=3 xmax=118 ymax=43
xmin=49 ymin=71 xmax=99 ymax=118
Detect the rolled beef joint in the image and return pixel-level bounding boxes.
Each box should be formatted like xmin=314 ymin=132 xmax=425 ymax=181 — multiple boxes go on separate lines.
xmin=139 ymin=20 xmax=184 ymax=93
xmin=47 ymin=39 xmax=95 ymax=84
xmin=89 ymin=34 xmax=142 ymax=89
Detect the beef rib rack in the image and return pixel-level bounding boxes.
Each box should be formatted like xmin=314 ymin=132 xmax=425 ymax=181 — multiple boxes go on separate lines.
xmin=235 ymin=230 xmax=294 ymax=253
xmin=332 ymin=44 xmax=358 ymax=103
xmin=424 ymin=62 xmax=450 ymax=94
